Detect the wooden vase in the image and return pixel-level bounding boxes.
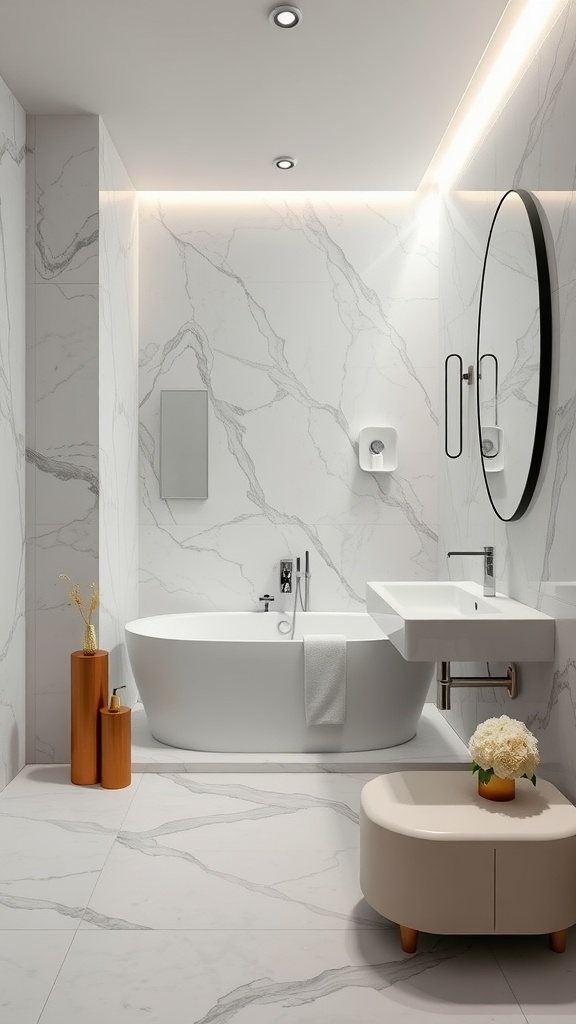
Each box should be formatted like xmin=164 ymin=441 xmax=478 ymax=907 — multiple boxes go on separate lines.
xmin=70 ymin=650 xmax=108 ymax=785
xmin=478 ymin=774 xmax=516 ymax=801
xmin=100 ymin=706 xmax=131 ymax=789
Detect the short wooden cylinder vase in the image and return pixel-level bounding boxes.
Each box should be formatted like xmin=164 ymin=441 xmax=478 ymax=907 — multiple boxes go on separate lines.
xmin=70 ymin=650 xmax=108 ymax=785
xmin=478 ymin=775 xmax=516 ymax=802
xmin=100 ymin=706 xmax=131 ymax=789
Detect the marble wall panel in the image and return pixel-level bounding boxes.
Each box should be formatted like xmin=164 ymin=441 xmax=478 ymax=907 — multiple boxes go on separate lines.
xmin=458 ymin=4 xmax=576 ymax=194
xmin=31 ymin=283 xmax=99 ymax=523
xmin=98 ymin=121 xmax=139 ymax=703
xmin=26 ymin=116 xmax=100 ymax=764
xmin=0 ymin=74 xmax=26 ymax=790
xmin=25 ymin=117 xmax=139 ymax=763
xmin=439 ymin=1 xmax=576 ymax=801
xmin=27 ymin=117 xmax=140 ymax=761
xmin=139 ymin=522 xmax=437 ymax=619
xmin=138 ymin=194 xmax=439 ymax=615
xmin=33 ymin=116 xmax=99 ymax=284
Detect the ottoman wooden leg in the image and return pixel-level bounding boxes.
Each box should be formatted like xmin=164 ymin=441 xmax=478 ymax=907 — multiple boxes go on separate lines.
xmin=549 ymin=929 xmax=567 ymax=954
xmin=400 ymin=926 xmax=418 ymax=954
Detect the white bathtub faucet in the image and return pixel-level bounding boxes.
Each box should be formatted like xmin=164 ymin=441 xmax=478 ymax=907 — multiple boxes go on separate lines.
xmin=259 ymin=594 xmax=275 ymax=612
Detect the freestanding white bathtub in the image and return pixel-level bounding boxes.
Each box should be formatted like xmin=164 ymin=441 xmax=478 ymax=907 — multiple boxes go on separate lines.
xmin=125 ymin=611 xmax=433 ymax=753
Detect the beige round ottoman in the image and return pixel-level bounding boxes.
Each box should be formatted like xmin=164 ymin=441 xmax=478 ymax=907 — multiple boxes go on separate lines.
xmin=360 ymin=771 xmax=576 ymax=953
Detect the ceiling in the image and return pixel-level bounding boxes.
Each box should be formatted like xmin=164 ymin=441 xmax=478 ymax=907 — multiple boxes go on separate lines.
xmin=0 ymin=0 xmax=510 ymax=190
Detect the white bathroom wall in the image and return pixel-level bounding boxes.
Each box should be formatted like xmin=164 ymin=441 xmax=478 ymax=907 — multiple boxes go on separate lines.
xmin=439 ymin=2 xmax=576 ymax=800
xmin=0 ymin=73 xmax=26 ymax=790
xmin=138 ymin=194 xmax=439 ymax=614
xmin=26 ymin=116 xmax=139 ymax=764
xmin=98 ymin=121 xmax=139 ymax=704
xmin=26 ymin=115 xmax=100 ymax=763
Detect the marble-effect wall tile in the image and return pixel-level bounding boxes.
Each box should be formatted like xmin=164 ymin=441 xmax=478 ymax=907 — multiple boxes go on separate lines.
xmin=139 ymin=522 xmax=437 ymax=617
xmin=98 ymin=121 xmax=139 ymax=703
xmin=26 ymin=116 xmax=100 ymax=765
xmin=439 ymin=1 xmax=576 ymax=802
xmin=27 ymin=117 xmax=139 ymax=763
xmin=139 ymin=194 xmax=439 ymax=615
xmin=0 ymin=73 xmax=26 ymax=790
xmin=33 ymin=115 xmax=99 ymax=285
xmin=31 ymin=283 xmax=99 ymax=523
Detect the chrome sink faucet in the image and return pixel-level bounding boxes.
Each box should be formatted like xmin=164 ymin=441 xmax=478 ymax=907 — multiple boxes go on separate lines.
xmin=446 ymin=546 xmax=495 ymax=597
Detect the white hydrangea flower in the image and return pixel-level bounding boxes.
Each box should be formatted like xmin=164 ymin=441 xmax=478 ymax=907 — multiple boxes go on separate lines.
xmin=468 ymin=715 xmax=539 ymax=780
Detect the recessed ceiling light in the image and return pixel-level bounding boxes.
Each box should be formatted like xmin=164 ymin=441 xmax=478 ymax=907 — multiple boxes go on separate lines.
xmin=270 ymin=6 xmax=302 ymax=29
xmin=274 ymin=157 xmax=296 ymax=170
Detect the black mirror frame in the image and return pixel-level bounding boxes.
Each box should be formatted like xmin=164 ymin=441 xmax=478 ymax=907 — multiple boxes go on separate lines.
xmin=476 ymin=188 xmax=552 ymax=522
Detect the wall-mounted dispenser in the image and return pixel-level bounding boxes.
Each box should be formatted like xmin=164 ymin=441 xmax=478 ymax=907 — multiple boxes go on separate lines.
xmin=481 ymin=426 xmax=504 ymax=473
xmin=358 ymin=427 xmax=398 ymax=473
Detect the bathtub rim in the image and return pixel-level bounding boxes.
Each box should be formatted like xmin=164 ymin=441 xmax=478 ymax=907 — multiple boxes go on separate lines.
xmin=125 ymin=609 xmax=392 ymax=643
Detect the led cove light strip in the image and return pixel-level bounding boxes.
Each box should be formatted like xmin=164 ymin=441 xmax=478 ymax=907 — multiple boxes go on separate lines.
xmin=137 ymin=191 xmax=416 ymax=204
xmin=433 ymin=0 xmax=568 ymax=190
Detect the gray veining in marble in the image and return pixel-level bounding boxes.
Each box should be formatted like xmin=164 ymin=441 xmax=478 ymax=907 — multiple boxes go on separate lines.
xmin=138 ymin=195 xmax=439 ymax=615
xmin=0 ymin=892 xmax=150 ymax=931
xmin=193 ymin=945 xmax=469 ymax=1024
xmin=114 ymin=830 xmax=380 ymax=928
xmin=26 ymin=448 xmax=99 ymax=494
xmin=438 ymin=0 xmax=576 ymax=802
xmin=25 ymin=116 xmax=139 ymax=764
xmin=166 ymin=773 xmax=361 ymax=822
xmin=35 ymin=205 xmax=99 ymax=280
xmin=1 ymin=766 xmax=566 ymax=1023
xmin=511 ymin=7 xmax=576 ymax=190
xmin=25 ymin=116 xmax=100 ymax=767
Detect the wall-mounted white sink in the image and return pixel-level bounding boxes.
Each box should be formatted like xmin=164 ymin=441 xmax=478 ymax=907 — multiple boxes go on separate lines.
xmin=366 ymin=581 xmax=555 ymax=663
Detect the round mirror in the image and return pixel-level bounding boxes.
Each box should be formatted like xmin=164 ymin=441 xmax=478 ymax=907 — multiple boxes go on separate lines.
xmin=476 ymin=189 xmax=552 ymax=522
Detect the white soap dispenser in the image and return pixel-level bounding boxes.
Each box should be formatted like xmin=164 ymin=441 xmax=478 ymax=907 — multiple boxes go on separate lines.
xmin=358 ymin=427 xmax=398 ymax=473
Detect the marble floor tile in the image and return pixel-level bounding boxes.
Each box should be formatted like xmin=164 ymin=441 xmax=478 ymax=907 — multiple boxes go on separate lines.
xmin=0 ymin=768 xmax=143 ymax=825
xmin=0 ymin=814 xmax=120 ymax=929
xmin=0 ymin=931 xmax=74 ymax=1024
xmin=113 ymin=771 xmax=366 ymax=851
xmin=3 ymin=767 xmax=575 ymax=1022
xmin=0 ymin=772 xmax=143 ymax=929
xmin=82 ymin=841 xmax=382 ymax=931
xmin=1 ymin=764 xmax=143 ymax=803
xmin=37 ymin=929 xmax=526 ymax=1024
xmin=490 ymin=933 xmax=576 ymax=1022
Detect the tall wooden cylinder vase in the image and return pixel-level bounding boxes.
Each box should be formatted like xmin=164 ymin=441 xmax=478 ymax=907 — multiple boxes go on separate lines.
xmin=70 ymin=650 xmax=108 ymax=785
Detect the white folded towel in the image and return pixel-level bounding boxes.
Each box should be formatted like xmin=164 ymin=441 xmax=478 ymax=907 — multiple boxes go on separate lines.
xmin=303 ymin=634 xmax=347 ymax=726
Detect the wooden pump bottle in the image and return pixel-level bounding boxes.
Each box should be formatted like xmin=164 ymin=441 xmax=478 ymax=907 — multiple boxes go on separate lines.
xmin=100 ymin=686 xmax=131 ymax=789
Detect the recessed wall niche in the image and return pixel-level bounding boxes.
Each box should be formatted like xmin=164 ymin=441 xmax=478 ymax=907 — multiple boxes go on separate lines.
xmin=160 ymin=390 xmax=209 ymax=499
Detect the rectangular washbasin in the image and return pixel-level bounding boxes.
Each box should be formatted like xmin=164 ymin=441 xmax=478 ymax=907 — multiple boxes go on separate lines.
xmin=366 ymin=581 xmax=555 ymax=663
